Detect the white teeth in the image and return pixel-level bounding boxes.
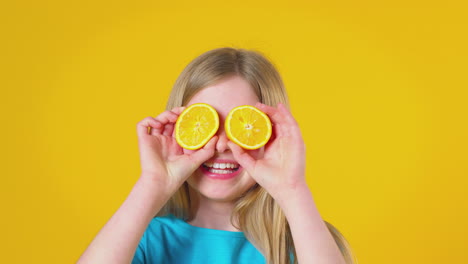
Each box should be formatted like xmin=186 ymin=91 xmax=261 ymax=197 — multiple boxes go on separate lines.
xmin=209 ymin=169 xmax=234 ymax=174
xmin=203 ymin=162 xmax=239 ymax=169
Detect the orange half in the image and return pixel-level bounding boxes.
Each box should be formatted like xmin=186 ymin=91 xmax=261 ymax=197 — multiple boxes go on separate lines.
xmin=175 ymin=103 xmax=219 ymax=150
xmin=225 ymin=105 xmax=272 ymax=150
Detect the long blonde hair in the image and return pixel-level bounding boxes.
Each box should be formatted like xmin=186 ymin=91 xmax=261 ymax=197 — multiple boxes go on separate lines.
xmin=158 ymin=47 xmax=357 ymax=264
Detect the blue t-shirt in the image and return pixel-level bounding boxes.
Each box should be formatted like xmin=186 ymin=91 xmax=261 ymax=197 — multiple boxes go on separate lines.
xmin=132 ymin=214 xmax=266 ymax=264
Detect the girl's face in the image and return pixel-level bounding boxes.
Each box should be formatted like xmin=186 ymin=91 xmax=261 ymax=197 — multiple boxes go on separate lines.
xmin=183 ymin=75 xmax=263 ymax=202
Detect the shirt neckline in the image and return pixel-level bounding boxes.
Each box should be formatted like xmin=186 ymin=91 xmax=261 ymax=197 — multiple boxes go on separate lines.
xmin=168 ymin=214 xmax=246 ymax=238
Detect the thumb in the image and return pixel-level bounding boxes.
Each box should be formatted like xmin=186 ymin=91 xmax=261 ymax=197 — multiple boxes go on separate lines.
xmin=227 ymin=141 xmax=256 ymax=174
xmin=188 ymin=136 xmax=217 ymax=166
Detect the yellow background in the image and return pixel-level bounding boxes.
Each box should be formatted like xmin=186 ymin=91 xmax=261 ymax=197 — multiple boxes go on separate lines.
xmin=1 ymin=0 xmax=467 ymax=263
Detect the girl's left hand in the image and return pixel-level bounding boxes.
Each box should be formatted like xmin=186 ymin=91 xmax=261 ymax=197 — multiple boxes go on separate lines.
xmin=227 ymin=102 xmax=307 ymax=202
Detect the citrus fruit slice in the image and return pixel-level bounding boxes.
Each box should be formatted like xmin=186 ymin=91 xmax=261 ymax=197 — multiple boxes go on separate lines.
xmin=175 ymin=103 xmax=219 ymax=150
xmin=225 ymin=105 xmax=272 ymax=150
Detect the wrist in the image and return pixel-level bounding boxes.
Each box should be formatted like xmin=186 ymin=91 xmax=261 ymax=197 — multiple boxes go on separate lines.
xmin=139 ymin=172 xmax=183 ymax=197
xmin=273 ymin=180 xmax=311 ymax=209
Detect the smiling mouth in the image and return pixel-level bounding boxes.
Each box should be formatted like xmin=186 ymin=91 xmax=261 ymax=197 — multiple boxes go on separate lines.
xmin=202 ymin=162 xmax=240 ymax=174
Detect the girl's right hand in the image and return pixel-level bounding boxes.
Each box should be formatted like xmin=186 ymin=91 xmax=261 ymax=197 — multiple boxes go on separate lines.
xmin=136 ymin=107 xmax=217 ymax=192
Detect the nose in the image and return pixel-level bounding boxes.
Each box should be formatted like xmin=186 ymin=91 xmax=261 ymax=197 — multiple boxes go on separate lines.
xmin=215 ymin=125 xmax=229 ymax=153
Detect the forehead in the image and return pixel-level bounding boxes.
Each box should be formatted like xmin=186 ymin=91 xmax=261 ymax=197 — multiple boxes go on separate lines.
xmin=186 ymin=75 xmax=259 ymax=117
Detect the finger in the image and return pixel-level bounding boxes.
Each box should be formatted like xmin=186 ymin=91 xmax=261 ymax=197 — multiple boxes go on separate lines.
xmin=255 ymin=102 xmax=285 ymax=125
xmin=155 ymin=110 xmax=179 ymax=124
xmin=257 ymin=102 xmax=298 ymax=126
xmin=277 ymin=103 xmax=298 ymax=126
xmin=258 ymin=102 xmax=300 ymax=138
xmin=263 ymin=125 xmax=277 ymax=151
xmin=276 ymin=103 xmax=303 ymax=139
xmin=227 ymin=141 xmax=256 ymax=173
xmin=137 ymin=117 xmax=163 ymax=137
xmin=189 ymin=136 xmax=218 ymax=165
xmin=255 ymin=102 xmax=284 ymax=137
xmin=163 ymin=123 xmax=174 ymax=136
xmin=150 ymin=120 xmax=164 ymax=135
xmin=170 ymin=106 xmax=186 ymax=115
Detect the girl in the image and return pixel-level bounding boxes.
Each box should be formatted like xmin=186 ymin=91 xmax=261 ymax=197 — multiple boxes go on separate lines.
xmin=78 ymin=47 xmax=357 ymax=264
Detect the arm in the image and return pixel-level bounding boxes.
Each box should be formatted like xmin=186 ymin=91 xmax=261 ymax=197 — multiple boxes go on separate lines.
xmin=77 ymin=174 xmax=172 ymax=264
xmin=78 ymin=109 xmax=216 ymax=264
xmin=276 ymin=183 xmax=346 ymax=264
xmin=229 ymin=102 xmax=346 ymax=264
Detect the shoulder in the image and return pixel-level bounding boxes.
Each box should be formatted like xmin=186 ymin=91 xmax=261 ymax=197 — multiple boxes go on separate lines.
xmin=138 ymin=214 xmax=189 ymax=249
xmin=145 ymin=214 xmax=184 ymax=234
xmin=133 ymin=214 xmax=187 ymax=263
xmin=150 ymin=214 xmax=180 ymax=226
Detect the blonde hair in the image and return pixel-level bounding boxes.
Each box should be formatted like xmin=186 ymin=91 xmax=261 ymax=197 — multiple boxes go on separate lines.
xmin=158 ymin=47 xmax=357 ymax=264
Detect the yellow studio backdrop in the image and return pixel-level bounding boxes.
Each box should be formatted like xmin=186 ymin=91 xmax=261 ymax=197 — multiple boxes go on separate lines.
xmin=1 ymin=0 xmax=467 ymax=263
